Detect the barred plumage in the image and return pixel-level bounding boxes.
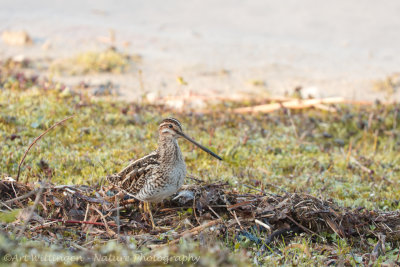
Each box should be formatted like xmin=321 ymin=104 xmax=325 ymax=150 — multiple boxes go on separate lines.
xmin=107 ymin=118 xmax=222 ymax=224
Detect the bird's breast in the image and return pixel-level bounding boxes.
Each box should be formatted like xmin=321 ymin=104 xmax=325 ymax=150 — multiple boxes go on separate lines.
xmin=137 ymin=161 xmax=186 ymax=203
xmin=169 ymin=161 xmax=186 ymax=188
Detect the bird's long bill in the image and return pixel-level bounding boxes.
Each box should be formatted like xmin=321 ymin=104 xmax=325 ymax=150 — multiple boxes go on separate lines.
xmin=179 ymin=132 xmax=222 ymax=160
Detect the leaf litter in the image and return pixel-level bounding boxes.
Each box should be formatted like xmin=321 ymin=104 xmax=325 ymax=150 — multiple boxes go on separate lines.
xmin=1 ymin=178 xmax=399 ymax=264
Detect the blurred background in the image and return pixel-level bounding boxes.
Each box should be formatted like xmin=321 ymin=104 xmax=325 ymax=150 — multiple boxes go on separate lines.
xmin=1 ymin=0 xmax=400 ymax=102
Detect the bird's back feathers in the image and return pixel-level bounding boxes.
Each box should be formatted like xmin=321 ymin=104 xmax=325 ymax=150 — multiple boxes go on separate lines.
xmin=107 ymin=151 xmax=160 ymax=194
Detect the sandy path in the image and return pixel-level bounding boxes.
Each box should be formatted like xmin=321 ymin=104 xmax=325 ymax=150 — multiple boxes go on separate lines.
xmin=1 ymin=0 xmax=399 ymax=101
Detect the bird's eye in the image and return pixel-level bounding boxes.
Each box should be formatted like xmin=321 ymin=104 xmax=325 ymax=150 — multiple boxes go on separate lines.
xmin=169 ymin=124 xmax=173 ymax=128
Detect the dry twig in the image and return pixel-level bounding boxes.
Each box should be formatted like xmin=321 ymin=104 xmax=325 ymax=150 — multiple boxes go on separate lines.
xmin=233 ymin=97 xmax=345 ymax=114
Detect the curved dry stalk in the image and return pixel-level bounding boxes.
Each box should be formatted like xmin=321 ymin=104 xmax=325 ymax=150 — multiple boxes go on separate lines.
xmin=16 ymin=115 xmax=74 ymax=182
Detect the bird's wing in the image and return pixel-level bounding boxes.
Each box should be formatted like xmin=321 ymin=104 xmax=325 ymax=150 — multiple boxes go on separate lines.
xmin=107 ymin=151 xmax=159 ymax=194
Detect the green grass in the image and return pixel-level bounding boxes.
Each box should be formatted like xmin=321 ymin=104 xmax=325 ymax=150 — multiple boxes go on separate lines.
xmin=1 ymin=68 xmax=400 ymax=265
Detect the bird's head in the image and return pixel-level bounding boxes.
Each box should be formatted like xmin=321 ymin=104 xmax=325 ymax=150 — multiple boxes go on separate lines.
xmin=158 ymin=117 xmax=222 ymax=160
xmin=159 ymin=117 xmax=184 ymax=138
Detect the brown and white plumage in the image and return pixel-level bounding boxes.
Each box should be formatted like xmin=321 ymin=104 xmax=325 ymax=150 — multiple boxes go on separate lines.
xmin=107 ymin=118 xmax=222 ymax=203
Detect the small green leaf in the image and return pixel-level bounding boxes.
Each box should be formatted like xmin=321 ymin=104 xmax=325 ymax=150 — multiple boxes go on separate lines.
xmin=0 ymin=209 xmax=22 ymax=223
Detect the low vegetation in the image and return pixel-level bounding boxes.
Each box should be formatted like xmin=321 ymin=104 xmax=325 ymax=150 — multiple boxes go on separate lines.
xmin=50 ymin=47 xmax=134 ymax=75
xmin=1 ymin=61 xmax=399 ymax=265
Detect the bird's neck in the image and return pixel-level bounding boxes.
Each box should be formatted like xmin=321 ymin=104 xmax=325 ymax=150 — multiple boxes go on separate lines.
xmin=157 ymin=135 xmax=183 ymax=164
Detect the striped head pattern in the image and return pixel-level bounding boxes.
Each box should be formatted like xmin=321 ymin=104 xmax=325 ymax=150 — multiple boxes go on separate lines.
xmin=157 ymin=117 xmax=223 ymax=160
xmin=159 ymin=117 xmax=183 ymax=137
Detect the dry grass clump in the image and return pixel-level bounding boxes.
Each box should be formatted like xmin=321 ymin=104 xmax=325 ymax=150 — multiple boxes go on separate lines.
xmin=50 ymin=47 xmax=134 ymax=75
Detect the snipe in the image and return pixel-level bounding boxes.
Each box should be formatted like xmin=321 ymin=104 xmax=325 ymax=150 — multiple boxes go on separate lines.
xmin=107 ymin=118 xmax=222 ymax=228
